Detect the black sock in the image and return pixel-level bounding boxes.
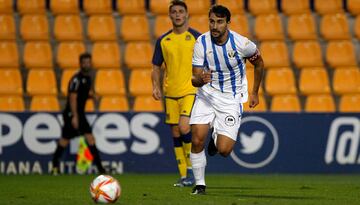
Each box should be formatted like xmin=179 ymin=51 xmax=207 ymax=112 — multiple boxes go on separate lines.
xmin=88 ymin=145 xmax=105 ymax=173
xmin=52 ymin=145 xmax=65 ymax=169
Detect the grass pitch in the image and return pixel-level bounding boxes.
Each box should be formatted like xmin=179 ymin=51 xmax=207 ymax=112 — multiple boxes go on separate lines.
xmin=0 ymin=174 xmax=359 ymax=205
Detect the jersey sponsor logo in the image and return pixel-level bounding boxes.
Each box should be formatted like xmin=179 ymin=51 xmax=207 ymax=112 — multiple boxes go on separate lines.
xmin=230 ymin=116 xmax=279 ymax=168
xmin=325 ymin=117 xmax=360 ymax=165
xmin=225 ymin=115 xmax=236 ymax=127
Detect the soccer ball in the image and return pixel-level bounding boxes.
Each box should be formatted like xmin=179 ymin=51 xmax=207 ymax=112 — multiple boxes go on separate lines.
xmin=90 ymin=175 xmax=121 ymax=203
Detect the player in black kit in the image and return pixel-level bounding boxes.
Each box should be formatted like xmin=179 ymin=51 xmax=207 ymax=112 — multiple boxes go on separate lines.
xmin=51 ymin=53 xmax=105 ymax=175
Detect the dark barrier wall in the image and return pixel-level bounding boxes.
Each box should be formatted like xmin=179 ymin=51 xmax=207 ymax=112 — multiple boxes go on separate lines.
xmin=0 ymin=112 xmax=359 ymax=174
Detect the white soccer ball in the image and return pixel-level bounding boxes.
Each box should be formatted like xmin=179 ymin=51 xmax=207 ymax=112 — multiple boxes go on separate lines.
xmin=90 ymin=175 xmax=121 ymax=203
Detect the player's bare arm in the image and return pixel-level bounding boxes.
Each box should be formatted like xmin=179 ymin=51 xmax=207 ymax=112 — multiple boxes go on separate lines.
xmin=151 ymin=65 xmax=162 ymax=100
xmin=192 ymin=67 xmax=211 ymax=87
xmin=69 ymin=92 xmax=79 ymax=129
xmin=247 ymin=49 xmax=264 ymax=108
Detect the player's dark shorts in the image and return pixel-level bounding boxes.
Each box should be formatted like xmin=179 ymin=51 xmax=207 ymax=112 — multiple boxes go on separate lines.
xmin=62 ymin=112 xmax=92 ymax=139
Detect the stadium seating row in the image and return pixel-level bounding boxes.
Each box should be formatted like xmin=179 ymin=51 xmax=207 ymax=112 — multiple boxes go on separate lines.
xmin=2 ymin=13 xmax=360 ymax=42
xmin=0 ymin=0 xmax=359 ymax=16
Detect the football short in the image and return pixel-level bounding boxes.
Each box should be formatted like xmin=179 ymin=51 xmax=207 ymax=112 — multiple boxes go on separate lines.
xmin=189 ymin=87 xmax=244 ymax=141
xmin=62 ymin=112 xmax=92 ymax=139
xmin=165 ymin=94 xmax=196 ymax=124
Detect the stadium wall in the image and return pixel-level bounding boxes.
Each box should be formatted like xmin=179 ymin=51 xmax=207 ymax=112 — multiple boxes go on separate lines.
xmin=0 ymin=112 xmax=359 ymax=175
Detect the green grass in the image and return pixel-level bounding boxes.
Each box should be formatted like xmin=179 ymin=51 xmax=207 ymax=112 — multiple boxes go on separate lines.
xmin=0 ymin=174 xmax=360 ymax=205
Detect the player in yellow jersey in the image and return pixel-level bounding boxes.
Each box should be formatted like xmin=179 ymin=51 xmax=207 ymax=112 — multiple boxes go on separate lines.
xmin=152 ymin=0 xmax=201 ymax=187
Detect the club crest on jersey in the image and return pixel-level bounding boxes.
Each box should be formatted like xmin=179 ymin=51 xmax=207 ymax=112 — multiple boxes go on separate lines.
xmin=185 ymin=35 xmax=191 ymax=40
xmin=225 ymin=115 xmax=236 ymax=126
xmin=227 ymin=50 xmax=237 ymax=59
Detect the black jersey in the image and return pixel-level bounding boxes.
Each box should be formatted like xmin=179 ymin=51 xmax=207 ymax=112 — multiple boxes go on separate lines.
xmin=64 ymin=71 xmax=92 ymax=116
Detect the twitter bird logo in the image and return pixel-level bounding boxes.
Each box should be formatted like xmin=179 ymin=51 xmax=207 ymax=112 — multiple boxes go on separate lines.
xmin=240 ymin=131 xmax=266 ymax=154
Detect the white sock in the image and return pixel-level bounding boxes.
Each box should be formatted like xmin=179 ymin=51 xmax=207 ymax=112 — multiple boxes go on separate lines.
xmin=190 ymin=150 xmax=207 ymax=186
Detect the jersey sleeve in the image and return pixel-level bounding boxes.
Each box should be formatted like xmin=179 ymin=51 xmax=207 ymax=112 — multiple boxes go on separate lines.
xmin=152 ymin=38 xmax=164 ymax=66
xmin=240 ymin=38 xmax=257 ymax=58
xmin=192 ymin=37 xmax=205 ymax=67
xmin=68 ymin=76 xmax=80 ymax=93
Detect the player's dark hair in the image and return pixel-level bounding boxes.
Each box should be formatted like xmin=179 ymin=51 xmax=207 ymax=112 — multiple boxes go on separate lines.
xmin=169 ymin=0 xmax=187 ymax=12
xmin=79 ymin=52 xmax=91 ymax=63
xmin=209 ymin=5 xmax=231 ymax=22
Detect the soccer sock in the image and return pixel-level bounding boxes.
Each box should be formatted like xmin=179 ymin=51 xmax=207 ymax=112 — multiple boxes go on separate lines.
xmin=52 ymin=144 xmax=65 ymax=168
xmin=181 ymin=132 xmax=192 ymax=169
xmin=190 ymin=150 xmax=207 ymax=186
xmin=173 ymin=137 xmax=187 ymax=178
xmin=88 ymin=145 xmax=105 ymax=173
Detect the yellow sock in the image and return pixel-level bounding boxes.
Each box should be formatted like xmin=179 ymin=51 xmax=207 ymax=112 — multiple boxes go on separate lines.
xmin=183 ymin=142 xmax=192 ymax=168
xmin=174 ymin=147 xmax=187 ymax=178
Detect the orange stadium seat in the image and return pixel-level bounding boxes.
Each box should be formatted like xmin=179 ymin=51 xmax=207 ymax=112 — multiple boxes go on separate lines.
xmin=260 ymin=41 xmax=290 ymax=67
xmin=189 ymin=15 xmax=208 ymax=34
xmin=271 ymin=94 xmax=301 ymax=112
xmin=326 ymin=41 xmax=357 ymax=68
xmin=339 ymin=94 xmax=360 ymax=112
xmin=54 ymin=15 xmax=83 ymax=41
xmin=265 ymin=68 xmax=297 ymax=95
xmin=150 ymin=0 xmax=172 ymax=15
xmin=27 ymin=69 xmax=57 ymax=96
xmin=85 ymin=99 xmax=96 ymax=112
xmin=0 ymin=0 xmax=13 ymax=14
xmin=83 ymin=0 xmax=112 ymax=15
xmin=243 ymin=94 xmax=267 ymax=112
xmin=248 ymin=0 xmax=277 ymax=15
xmin=355 ymin=15 xmax=360 ymax=40
xmin=315 ymin=0 xmax=344 ymax=15
xmin=287 ymin=13 xmax=317 ymax=40
xmin=99 ymin=96 xmax=129 ymax=112
xmin=57 ymin=42 xmax=86 ymax=69
xmin=246 ymin=68 xmax=264 ymax=94
xmin=20 ymin=14 xmax=49 ymax=40
xmin=0 ymin=41 xmax=19 ymax=68
xmin=95 ymin=69 xmax=126 ymax=96
xmin=0 ymin=69 xmax=23 ymax=95
xmin=216 ymin=0 xmax=245 ymax=14
xmin=23 ymin=41 xmax=53 ymax=68
xmin=320 ymin=13 xmax=350 ymax=40
xmin=0 ymin=96 xmax=25 ymax=112
xmin=125 ymin=42 xmax=153 ymax=69
xmin=92 ymin=42 xmax=121 ymax=69
xmin=333 ymin=68 xmax=360 ymax=95
xmin=129 ymin=69 xmax=153 ymax=96
xmin=229 ymin=14 xmax=250 ymax=37
xmin=133 ymin=96 xmax=163 ymax=112
xmin=51 ymin=0 xmax=79 ymax=15
xmin=61 ymin=69 xmax=78 ymax=96
xmin=299 ymin=68 xmax=331 ymax=95
xmin=117 ymin=0 xmax=145 ymax=15
xmin=282 ymin=0 xmax=311 ymax=15
xmin=88 ymin=15 xmax=116 ymax=41
xmin=186 ymin=0 xmax=211 ymax=15
xmin=120 ymin=15 xmax=150 ymax=41
xmin=154 ymin=15 xmax=172 ymax=39
xmin=0 ymin=15 xmax=16 ymax=40
xmin=305 ymin=94 xmax=336 ymax=112
xmin=254 ymin=14 xmax=284 ymax=40
xmin=17 ymin=0 xmax=46 ymax=15
xmin=348 ymin=0 xmax=360 ymax=15
xmin=293 ymin=41 xmax=323 ymax=68
xmin=30 ymin=95 xmax=60 ymax=112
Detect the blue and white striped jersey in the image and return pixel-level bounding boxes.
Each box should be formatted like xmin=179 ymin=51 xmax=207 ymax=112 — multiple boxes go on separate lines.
xmin=192 ymin=30 xmax=257 ymax=98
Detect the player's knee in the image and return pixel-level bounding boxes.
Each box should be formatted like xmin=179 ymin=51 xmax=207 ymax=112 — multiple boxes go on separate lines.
xmin=192 ymin=136 xmax=205 ymax=148
xmin=217 ymin=146 xmax=232 ymax=157
xmin=59 ymin=138 xmax=69 ymax=147
xmin=85 ymin=135 xmax=96 ymax=145
xmin=178 ymin=124 xmax=190 ymax=135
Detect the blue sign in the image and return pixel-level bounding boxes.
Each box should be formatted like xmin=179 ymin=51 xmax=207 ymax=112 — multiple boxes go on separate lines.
xmin=0 ymin=112 xmax=359 ymax=174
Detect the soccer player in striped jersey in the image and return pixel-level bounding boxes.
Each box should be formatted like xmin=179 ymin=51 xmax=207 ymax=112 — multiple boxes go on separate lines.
xmin=189 ymin=5 xmax=264 ymax=195
xmin=151 ymin=0 xmax=201 ymax=187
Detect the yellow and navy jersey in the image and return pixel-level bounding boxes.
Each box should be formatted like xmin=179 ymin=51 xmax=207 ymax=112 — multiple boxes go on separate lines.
xmin=152 ymin=28 xmax=201 ymax=98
